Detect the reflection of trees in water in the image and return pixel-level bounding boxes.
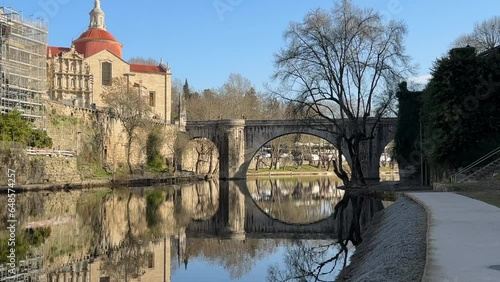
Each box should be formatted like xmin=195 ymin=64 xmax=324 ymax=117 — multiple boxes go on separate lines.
xmin=98 ymin=235 xmax=153 ymax=281
xmin=249 ymin=178 xmax=343 ymax=224
xmin=73 ymin=183 xmax=220 ymax=280
xmin=267 ymin=193 xmax=384 ymax=282
xmin=188 ymin=180 xmax=219 ymax=221
xmin=185 ymin=238 xmax=282 ymax=280
xmin=268 ymin=240 xmax=347 ymax=282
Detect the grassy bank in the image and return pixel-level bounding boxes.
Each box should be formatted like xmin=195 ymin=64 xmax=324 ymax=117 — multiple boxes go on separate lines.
xmin=450 ymin=180 xmax=500 ymax=208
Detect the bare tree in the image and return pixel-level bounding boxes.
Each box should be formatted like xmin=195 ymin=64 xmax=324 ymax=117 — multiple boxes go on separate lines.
xmin=453 ymin=16 xmax=500 ymax=52
xmin=194 ymin=139 xmax=217 ymax=174
xmin=128 ymin=57 xmax=160 ymax=65
xmin=272 ymin=0 xmax=412 ymax=187
xmin=185 ymin=73 xmax=271 ymax=120
xmin=101 ymin=77 xmax=152 ymax=174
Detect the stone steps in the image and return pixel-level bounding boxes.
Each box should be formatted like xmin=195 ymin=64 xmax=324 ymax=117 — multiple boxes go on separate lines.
xmin=461 ymin=157 xmax=500 ymax=182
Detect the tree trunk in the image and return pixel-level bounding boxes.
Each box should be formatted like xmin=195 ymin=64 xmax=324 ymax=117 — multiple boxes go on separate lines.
xmin=255 ymin=155 xmax=261 ymax=171
xmin=348 ymin=136 xmax=366 ymax=187
xmin=127 ymin=135 xmax=133 ymax=174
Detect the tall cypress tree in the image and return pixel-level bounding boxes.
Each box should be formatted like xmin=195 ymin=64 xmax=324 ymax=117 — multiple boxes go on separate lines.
xmin=183 ymin=79 xmax=191 ymax=99
xmin=394 ymin=82 xmax=422 ymax=172
xmin=423 ymin=47 xmax=500 ymax=174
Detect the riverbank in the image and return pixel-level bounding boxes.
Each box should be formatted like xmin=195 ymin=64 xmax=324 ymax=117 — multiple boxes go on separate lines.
xmin=0 ymin=172 xmax=205 ymax=193
xmin=246 ymin=170 xmax=337 ymax=177
xmin=335 ymin=196 xmax=427 ymax=281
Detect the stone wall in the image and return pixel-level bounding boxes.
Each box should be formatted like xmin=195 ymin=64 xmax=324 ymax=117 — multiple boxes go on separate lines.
xmin=44 ymin=100 xmax=178 ymax=174
xmin=180 ymin=139 xmax=219 ymax=175
xmin=2 ymin=100 xmax=189 ymax=185
xmin=104 ymin=118 xmax=177 ymax=172
xmin=37 ymin=156 xmax=82 ymax=184
xmin=45 ymin=100 xmax=99 ymax=151
xmin=0 ymin=146 xmax=81 ymax=185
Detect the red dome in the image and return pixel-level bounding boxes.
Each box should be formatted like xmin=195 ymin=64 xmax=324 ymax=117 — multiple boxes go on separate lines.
xmin=73 ymin=28 xmax=123 ymax=58
xmin=76 ymin=29 xmax=118 ymax=41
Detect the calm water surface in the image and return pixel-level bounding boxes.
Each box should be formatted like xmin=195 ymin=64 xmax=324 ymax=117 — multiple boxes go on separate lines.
xmin=0 ymin=177 xmax=387 ymax=282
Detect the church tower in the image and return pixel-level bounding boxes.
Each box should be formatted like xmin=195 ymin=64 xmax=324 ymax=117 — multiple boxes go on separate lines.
xmin=73 ymin=0 xmax=123 ymax=58
xmin=89 ymin=0 xmax=106 ymax=30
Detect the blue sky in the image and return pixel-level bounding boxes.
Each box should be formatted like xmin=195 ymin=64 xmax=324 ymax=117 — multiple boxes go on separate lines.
xmin=3 ymin=0 xmax=499 ymax=92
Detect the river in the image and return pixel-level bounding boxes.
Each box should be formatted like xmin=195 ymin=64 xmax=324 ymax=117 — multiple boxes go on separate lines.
xmin=0 ymin=176 xmax=389 ymax=281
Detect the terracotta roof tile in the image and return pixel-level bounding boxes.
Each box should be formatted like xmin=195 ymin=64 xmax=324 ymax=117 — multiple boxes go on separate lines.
xmin=130 ymin=64 xmax=166 ymax=74
xmin=74 ymin=28 xmax=119 ymax=42
xmin=47 ymin=46 xmax=71 ymax=57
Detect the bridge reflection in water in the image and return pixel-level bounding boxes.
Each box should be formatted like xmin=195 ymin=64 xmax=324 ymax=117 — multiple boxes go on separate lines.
xmin=0 ymin=178 xmax=387 ymax=282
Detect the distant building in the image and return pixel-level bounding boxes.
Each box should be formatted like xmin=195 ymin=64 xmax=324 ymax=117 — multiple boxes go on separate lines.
xmin=46 ymin=0 xmax=172 ymax=123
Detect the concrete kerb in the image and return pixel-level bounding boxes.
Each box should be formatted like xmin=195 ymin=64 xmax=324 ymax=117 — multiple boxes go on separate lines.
xmin=405 ymin=192 xmax=433 ymax=282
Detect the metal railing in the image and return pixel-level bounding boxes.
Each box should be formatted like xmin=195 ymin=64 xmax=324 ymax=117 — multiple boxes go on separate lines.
xmin=27 ymin=148 xmax=75 ymax=157
xmin=450 ymin=145 xmax=500 ymax=183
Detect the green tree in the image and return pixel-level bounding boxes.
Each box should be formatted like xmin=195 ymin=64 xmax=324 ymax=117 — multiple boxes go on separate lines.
xmin=423 ymin=47 xmax=500 ymax=176
xmin=183 ymin=79 xmax=192 ymax=99
xmin=0 ymin=111 xmax=52 ymax=148
xmin=29 ymin=129 xmax=53 ymax=148
xmin=146 ymin=126 xmax=164 ymax=171
xmin=394 ymin=82 xmax=422 ymax=172
xmin=0 ymin=111 xmax=32 ymax=144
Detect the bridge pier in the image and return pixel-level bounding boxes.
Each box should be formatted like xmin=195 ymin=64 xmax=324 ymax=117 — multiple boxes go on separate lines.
xmin=217 ymin=120 xmax=246 ymax=179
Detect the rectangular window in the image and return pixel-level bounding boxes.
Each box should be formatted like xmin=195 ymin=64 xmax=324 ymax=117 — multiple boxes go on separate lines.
xmin=149 ymin=91 xmax=156 ymax=107
xmin=102 ymin=62 xmax=112 ymax=86
xmin=99 ymin=277 xmax=110 ymax=282
xmin=148 ymin=253 xmax=154 ymax=269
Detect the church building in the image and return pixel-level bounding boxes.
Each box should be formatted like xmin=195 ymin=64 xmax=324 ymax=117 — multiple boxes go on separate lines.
xmin=46 ymin=0 xmax=172 ymax=123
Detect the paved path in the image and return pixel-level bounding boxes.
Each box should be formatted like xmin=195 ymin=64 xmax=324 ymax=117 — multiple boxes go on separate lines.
xmin=407 ymin=192 xmax=500 ymax=282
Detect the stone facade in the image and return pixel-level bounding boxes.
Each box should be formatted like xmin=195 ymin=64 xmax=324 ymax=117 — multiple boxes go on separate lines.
xmin=47 ymin=46 xmax=93 ymax=107
xmin=47 ymin=47 xmax=173 ymax=124
xmin=46 ymin=0 xmax=173 ymax=123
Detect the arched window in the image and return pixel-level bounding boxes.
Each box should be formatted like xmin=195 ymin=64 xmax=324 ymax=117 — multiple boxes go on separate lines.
xmin=102 ymin=62 xmax=112 ymax=86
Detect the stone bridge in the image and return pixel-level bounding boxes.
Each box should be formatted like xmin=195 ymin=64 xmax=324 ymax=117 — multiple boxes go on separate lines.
xmin=185 ymin=118 xmax=397 ymax=181
xmin=185 ymin=181 xmax=384 ymax=239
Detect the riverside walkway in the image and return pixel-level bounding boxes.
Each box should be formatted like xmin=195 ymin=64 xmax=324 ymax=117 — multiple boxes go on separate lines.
xmin=408 ymin=192 xmax=500 ymax=282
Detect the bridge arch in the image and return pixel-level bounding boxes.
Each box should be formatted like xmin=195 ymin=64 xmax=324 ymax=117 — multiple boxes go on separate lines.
xmin=185 ymin=180 xmax=386 ymax=239
xmin=179 ymin=137 xmax=219 ymax=175
xmin=247 ymin=132 xmax=350 ymax=173
xmin=186 ymin=180 xmax=342 ymax=237
xmin=185 ymin=119 xmax=397 ymax=181
xmin=244 ymin=178 xmax=346 ymax=225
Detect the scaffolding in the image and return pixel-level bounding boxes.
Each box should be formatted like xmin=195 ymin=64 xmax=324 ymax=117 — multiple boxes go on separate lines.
xmin=0 ymin=7 xmax=47 ymax=128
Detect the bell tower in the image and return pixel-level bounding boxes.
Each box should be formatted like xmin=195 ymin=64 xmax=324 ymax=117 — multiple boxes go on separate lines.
xmin=89 ymin=0 xmax=106 ymax=30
